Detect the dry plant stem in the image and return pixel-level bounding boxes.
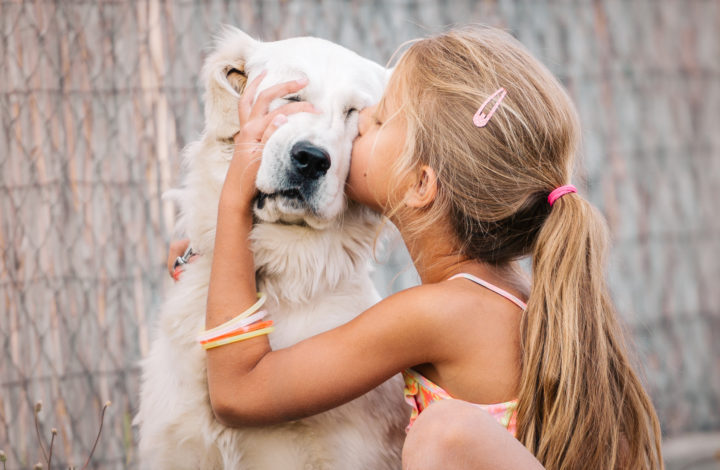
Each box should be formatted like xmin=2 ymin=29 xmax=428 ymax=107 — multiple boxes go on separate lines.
xmin=33 ymin=402 xmax=49 ymax=463
xmin=81 ymin=402 xmax=110 ymax=470
xmin=48 ymin=429 xmax=57 ymax=469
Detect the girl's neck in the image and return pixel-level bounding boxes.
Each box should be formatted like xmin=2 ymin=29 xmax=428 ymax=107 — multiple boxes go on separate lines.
xmin=396 ymin=217 xmax=481 ymax=284
xmin=397 ymin=216 xmax=530 ymax=296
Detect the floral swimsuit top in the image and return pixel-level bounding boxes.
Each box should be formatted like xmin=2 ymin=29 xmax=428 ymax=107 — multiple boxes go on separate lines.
xmin=402 ymin=272 xmax=528 ymax=436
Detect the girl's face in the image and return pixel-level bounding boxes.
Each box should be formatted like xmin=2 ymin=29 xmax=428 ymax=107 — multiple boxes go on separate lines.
xmin=346 ymin=85 xmax=407 ymax=213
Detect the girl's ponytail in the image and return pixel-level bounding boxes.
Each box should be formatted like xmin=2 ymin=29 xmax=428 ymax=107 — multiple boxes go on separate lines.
xmin=516 ymin=193 xmax=663 ymax=469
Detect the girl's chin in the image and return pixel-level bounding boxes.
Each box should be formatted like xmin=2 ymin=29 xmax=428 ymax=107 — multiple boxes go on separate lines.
xmin=345 ymin=182 xmax=374 ymax=210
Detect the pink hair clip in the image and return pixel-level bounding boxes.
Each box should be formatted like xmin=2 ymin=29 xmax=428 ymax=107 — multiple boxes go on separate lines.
xmin=473 ymin=87 xmax=507 ymax=128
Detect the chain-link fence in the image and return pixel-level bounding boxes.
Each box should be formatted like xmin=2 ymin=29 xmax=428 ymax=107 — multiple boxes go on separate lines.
xmin=1 ymin=0 xmax=719 ymax=468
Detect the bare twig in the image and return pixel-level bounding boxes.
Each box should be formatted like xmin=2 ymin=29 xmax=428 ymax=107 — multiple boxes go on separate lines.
xmin=48 ymin=428 xmax=57 ymax=469
xmin=33 ymin=402 xmax=49 ymax=463
xmin=81 ymin=401 xmax=111 ymax=470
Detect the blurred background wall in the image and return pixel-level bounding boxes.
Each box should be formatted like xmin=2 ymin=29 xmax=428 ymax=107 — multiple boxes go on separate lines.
xmin=1 ymin=0 xmax=718 ymax=468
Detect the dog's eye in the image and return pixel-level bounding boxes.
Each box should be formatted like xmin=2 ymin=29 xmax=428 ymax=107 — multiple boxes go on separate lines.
xmin=345 ymin=107 xmax=358 ymax=120
xmin=285 ymin=95 xmax=302 ymax=102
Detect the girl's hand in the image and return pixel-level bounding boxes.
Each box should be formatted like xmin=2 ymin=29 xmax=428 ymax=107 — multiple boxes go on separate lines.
xmin=221 ymin=71 xmax=319 ymax=211
xmin=167 ymin=238 xmax=198 ymax=281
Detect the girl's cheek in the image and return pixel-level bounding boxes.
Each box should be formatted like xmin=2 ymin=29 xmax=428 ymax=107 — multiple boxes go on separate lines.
xmin=349 ymin=145 xmax=363 ymax=181
xmin=348 ymin=145 xmax=370 ymax=200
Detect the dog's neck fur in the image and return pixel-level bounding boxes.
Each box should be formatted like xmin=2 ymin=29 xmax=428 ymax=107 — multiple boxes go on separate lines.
xmin=251 ymin=205 xmax=380 ymax=305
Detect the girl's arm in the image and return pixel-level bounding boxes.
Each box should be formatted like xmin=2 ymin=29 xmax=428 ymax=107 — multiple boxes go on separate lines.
xmin=210 ymin=283 xmax=446 ymax=427
xmin=205 ymin=73 xmax=447 ymax=427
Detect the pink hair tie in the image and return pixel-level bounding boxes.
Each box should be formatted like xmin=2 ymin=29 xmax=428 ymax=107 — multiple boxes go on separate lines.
xmin=547 ymin=184 xmax=577 ymax=206
xmin=473 ymin=87 xmax=507 ymax=127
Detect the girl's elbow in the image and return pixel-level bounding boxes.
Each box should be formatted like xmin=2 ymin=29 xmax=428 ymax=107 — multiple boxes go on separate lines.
xmin=210 ymin=397 xmax=243 ymax=427
xmin=209 ymin=393 xmax=277 ymax=428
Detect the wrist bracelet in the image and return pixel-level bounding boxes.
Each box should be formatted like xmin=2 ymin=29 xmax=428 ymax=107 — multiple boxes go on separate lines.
xmin=202 ymin=292 xmax=266 ymax=337
xmin=202 ymin=325 xmax=275 ymax=350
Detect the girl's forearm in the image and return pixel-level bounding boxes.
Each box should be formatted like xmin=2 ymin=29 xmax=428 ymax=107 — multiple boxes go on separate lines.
xmin=206 ymin=196 xmax=258 ymax=329
xmin=205 ymin=194 xmax=274 ymax=421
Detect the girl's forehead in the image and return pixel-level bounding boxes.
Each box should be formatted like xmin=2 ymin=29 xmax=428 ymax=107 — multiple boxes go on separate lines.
xmin=382 ymin=60 xmax=415 ymax=111
xmin=377 ymin=79 xmax=403 ymax=116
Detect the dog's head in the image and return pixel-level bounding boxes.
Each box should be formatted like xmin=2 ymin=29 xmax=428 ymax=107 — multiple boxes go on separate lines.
xmin=201 ymin=27 xmax=389 ymax=229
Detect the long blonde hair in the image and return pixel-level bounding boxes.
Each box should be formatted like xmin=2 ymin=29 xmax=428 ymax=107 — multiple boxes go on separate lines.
xmin=382 ymin=26 xmax=663 ymax=469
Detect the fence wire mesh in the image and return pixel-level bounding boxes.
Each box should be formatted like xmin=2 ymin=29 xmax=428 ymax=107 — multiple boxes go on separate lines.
xmin=1 ymin=0 xmax=719 ymax=468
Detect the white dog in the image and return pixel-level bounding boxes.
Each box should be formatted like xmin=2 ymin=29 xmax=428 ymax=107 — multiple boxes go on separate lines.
xmin=135 ymin=26 xmax=409 ymax=469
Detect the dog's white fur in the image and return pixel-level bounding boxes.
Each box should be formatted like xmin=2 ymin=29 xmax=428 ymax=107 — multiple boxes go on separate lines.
xmin=135 ymin=27 xmax=408 ymax=469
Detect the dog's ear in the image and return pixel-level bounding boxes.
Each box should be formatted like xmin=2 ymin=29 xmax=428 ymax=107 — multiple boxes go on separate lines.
xmin=225 ymin=67 xmax=247 ymax=94
xmin=201 ymin=25 xmax=259 ymax=139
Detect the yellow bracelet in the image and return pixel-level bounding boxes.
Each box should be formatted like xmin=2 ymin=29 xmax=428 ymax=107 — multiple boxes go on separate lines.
xmin=201 ymin=292 xmax=266 ymax=337
xmin=202 ymin=326 xmax=275 ymax=350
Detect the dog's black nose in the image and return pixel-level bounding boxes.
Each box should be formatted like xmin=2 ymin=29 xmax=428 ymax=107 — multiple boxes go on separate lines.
xmin=290 ymin=141 xmax=331 ymax=180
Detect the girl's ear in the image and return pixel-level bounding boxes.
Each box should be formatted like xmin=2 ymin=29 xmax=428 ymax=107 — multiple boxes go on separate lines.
xmin=404 ymin=165 xmax=438 ymax=209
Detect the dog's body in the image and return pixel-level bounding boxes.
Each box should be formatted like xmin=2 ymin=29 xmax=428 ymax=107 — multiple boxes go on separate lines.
xmin=135 ymin=28 xmax=408 ymax=469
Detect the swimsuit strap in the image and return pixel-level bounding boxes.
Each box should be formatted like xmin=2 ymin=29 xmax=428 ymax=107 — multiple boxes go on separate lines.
xmin=448 ymin=272 xmax=528 ymax=310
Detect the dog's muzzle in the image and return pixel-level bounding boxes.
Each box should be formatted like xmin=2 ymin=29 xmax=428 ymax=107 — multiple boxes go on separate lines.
xmin=253 ymin=140 xmax=334 ymax=223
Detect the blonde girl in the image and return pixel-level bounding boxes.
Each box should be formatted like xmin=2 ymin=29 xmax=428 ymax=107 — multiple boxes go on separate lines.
xmin=174 ymin=26 xmax=664 ymax=469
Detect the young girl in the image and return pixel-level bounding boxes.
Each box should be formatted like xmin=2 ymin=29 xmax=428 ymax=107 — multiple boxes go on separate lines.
xmin=173 ymin=26 xmax=664 ymax=469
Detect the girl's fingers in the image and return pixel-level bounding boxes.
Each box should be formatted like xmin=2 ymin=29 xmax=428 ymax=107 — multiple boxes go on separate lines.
xmin=258 ymin=102 xmax=319 ymax=143
xmin=261 ymin=114 xmax=288 ymax=144
xmin=167 ymin=238 xmax=191 ymax=277
xmin=249 ymin=77 xmax=309 ymax=120
xmin=235 ymin=101 xmax=318 ymax=146
xmin=277 ymin=100 xmax=319 ymax=116
xmin=238 ymin=70 xmax=267 ymax=124
xmin=266 ymin=101 xmax=318 ymax=125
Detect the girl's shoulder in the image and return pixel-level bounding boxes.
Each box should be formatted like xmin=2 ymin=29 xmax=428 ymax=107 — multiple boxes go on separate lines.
xmin=369 ymin=277 xmax=522 ymax=363
xmin=407 ymin=278 xmax=525 ymax=350
xmin=388 ymin=281 xmax=475 ymax=321
xmin=398 ymin=278 xmax=515 ymax=321
xmin=381 ymin=280 xmax=504 ymax=347
xmin=357 ymin=283 xmax=478 ymax=365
